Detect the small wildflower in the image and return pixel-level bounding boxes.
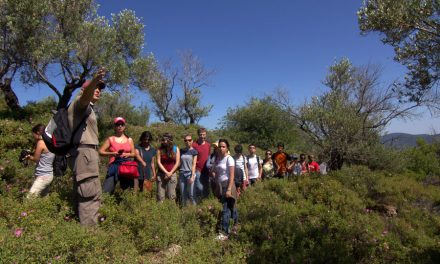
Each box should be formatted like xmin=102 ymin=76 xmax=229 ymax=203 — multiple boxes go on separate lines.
xmin=14 ymin=228 xmax=23 ymax=237
xmin=20 ymin=212 xmax=28 ymax=217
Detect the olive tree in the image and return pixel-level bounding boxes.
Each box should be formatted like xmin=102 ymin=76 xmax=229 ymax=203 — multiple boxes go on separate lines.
xmin=1 ymin=0 xmax=156 ymax=110
xmin=358 ymin=0 xmax=440 ymax=108
xmin=276 ymin=59 xmax=419 ymax=170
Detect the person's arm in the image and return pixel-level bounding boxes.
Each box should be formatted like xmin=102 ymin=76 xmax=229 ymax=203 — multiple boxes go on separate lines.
xmin=244 ymin=156 xmax=249 ymax=182
xmin=189 ymin=154 xmax=197 ymax=184
xmin=135 ymin=149 xmax=147 ymax=167
xmin=98 ymin=137 xmax=118 ymax=157
xmin=258 ymin=158 xmax=263 ymax=179
xmin=169 ymin=147 xmax=180 ymax=177
xmin=78 ymin=68 xmax=106 ymax=108
xmin=156 ymin=149 xmax=170 ymax=175
xmin=150 ymin=154 xmax=157 ymax=181
xmin=226 ymin=156 xmax=235 ymax=198
xmin=26 ymin=140 xmax=45 ymax=162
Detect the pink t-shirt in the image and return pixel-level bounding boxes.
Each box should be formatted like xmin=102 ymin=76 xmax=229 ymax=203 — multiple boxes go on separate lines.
xmin=108 ymin=136 xmax=132 ymax=164
xmin=192 ymin=141 xmax=211 ymax=172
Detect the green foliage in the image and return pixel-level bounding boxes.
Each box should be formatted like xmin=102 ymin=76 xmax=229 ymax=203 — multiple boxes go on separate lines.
xmin=282 ymin=58 xmax=414 ymax=171
xmin=1 ymin=105 xmax=440 ymax=263
xmin=221 ymin=97 xmax=304 ymax=150
xmin=95 ymin=91 xmax=149 ymax=140
xmin=404 ymin=139 xmax=440 ymax=176
xmin=358 ymin=0 xmax=440 ymax=104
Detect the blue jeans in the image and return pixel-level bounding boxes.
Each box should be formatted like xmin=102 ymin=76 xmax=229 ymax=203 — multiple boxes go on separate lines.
xmin=221 ymin=196 xmax=236 ymax=234
xmin=179 ymin=171 xmax=196 ymax=206
xmin=195 ymin=170 xmax=210 ymax=202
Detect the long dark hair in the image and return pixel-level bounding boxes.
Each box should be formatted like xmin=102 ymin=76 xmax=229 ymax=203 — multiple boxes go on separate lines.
xmin=32 ymin=124 xmax=45 ymax=135
xmin=160 ymin=133 xmax=175 ymax=158
xmin=139 ymin=131 xmax=153 ymax=143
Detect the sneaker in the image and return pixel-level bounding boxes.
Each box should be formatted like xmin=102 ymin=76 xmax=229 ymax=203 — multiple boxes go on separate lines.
xmin=231 ymin=224 xmax=238 ymax=235
xmin=216 ymin=233 xmax=228 ymax=241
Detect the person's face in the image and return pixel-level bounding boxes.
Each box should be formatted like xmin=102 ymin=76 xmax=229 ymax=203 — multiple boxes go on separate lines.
xmin=92 ymin=87 xmax=103 ymax=102
xmin=248 ymin=145 xmax=256 ymax=155
xmin=277 ymin=146 xmax=284 ymax=152
xmin=32 ymin=132 xmax=40 ymax=141
xmin=184 ymin=136 xmax=193 ymax=146
xmin=219 ymin=142 xmax=228 ymax=155
xmin=198 ymin=131 xmax=207 ymax=141
xmin=265 ymin=151 xmax=272 ymax=159
xmin=300 ymin=155 xmax=306 ymax=161
xmin=141 ymin=137 xmax=150 ymax=146
xmin=161 ymin=137 xmax=171 ymax=146
xmin=308 ymin=155 xmax=314 ymax=161
xmin=114 ymin=122 xmax=125 ymax=133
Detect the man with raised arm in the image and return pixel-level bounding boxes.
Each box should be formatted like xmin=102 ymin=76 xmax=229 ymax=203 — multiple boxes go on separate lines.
xmin=67 ymin=68 xmax=106 ymax=226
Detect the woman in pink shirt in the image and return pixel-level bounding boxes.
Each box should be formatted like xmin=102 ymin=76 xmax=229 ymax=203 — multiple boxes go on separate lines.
xmin=99 ymin=117 xmax=136 ymax=193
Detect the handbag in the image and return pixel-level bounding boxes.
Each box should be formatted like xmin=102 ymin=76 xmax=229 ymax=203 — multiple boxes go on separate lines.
xmin=118 ymin=161 xmax=139 ymax=179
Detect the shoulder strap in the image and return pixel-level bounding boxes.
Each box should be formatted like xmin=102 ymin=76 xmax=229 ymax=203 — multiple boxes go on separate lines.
xmin=69 ymin=107 xmax=91 ymax=145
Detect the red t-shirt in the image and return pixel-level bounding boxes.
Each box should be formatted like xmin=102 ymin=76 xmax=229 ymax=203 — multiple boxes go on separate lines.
xmin=192 ymin=141 xmax=211 ymax=172
xmin=308 ymin=161 xmax=320 ymax=172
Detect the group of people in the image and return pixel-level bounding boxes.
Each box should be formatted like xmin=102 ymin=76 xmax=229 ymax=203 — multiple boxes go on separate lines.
xmin=24 ymin=69 xmax=325 ymax=240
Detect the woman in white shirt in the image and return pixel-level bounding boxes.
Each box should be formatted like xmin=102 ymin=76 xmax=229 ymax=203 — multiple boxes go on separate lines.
xmin=213 ymin=139 xmax=237 ymax=240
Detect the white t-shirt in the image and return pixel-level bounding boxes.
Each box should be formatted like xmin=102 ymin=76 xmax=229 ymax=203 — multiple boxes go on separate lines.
xmin=247 ymin=155 xmax=262 ymax=179
xmin=234 ymin=155 xmax=247 ymax=180
xmin=215 ymin=155 xmax=235 ymax=183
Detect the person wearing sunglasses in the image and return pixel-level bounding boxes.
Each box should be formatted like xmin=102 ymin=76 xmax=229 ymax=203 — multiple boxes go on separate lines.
xmin=262 ymin=150 xmax=275 ymax=180
xmin=156 ymin=133 xmax=180 ymax=202
xmin=99 ymin=117 xmax=136 ymax=193
xmin=179 ymin=135 xmax=198 ymax=206
xmin=66 ymin=68 xmax=106 ymax=226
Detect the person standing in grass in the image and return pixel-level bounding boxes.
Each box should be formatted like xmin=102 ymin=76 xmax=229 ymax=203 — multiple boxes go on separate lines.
xmin=247 ymin=144 xmax=262 ymax=185
xmin=156 ymin=133 xmax=180 ymax=202
xmin=135 ymin=131 xmax=156 ymax=193
xmin=25 ymin=124 xmax=55 ymax=198
xmin=272 ymin=143 xmax=291 ymax=179
xmin=262 ymin=150 xmax=275 ymax=180
xmin=192 ymin=127 xmax=211 ymax=202
xmin=179 ymin=134 xmax=198 ymax=206
xmin=213 ymin=139 xmax=237 ymax=240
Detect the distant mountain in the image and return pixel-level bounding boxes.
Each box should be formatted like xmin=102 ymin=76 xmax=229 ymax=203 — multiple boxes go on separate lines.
xmin=381 ymin=133 xmax=440 ymax=149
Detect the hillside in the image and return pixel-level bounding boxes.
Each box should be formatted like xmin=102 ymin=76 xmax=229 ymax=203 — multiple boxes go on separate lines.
xmin=381 ymin=133 xmax=440 ymax=149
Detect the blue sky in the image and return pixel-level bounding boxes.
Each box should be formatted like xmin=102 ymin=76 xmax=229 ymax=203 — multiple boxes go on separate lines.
xmin=15 ymin=0 xmax=439 ymax=134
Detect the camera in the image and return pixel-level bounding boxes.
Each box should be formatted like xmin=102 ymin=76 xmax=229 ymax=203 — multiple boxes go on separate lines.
xmin=19 ymin=149 xmax=31 ymax=164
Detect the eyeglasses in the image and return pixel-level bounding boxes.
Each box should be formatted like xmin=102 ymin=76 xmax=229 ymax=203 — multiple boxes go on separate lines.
xmin=184 ymin=139 xmax=192 ymax=142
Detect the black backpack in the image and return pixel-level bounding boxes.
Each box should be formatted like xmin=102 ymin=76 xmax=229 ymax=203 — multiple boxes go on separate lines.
xmin=233 ymin=155 xmax=245 ymax=187
xmin=42 ymin=107 xmax=89 ymax=156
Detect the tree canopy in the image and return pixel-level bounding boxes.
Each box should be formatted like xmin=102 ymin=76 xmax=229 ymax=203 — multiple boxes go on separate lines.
xmin=358 ymin=0 xmax=440 ymax=108
xmin=1 ymin=0 xmax=156 ymax=110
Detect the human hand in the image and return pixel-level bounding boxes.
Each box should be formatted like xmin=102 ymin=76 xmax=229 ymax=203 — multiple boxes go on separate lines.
xmin=94 ymin=67 xmax=106 ymax=81
xmin=225 ymin=189 xmax=232 ymax=198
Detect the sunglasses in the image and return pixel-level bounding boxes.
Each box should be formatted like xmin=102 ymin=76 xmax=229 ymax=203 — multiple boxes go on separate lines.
xmin=184 ymin=139 xmax=192 ymax=142
xmin=115 ymin=123 xmax=125 ymax=127
xmin=266 ymin=153 xmax=272 ymax=155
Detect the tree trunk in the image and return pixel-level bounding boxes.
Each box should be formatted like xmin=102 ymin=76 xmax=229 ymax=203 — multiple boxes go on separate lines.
xmin=57 ymin=83 xmax=80 ymax=110
xmin=0 ymin=78 xmax=21 ymax=111
xmin=329 ymin=149 xmax=344 ymax=171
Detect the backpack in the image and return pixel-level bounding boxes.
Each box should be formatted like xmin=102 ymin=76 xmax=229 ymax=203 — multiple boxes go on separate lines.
xmin=233 ymin=155 xmax=245 ymax=187
xmin=53 ymin=154 xmax=67 ymax=177
xmin=42 ymin=107 xmax=90 ymax=156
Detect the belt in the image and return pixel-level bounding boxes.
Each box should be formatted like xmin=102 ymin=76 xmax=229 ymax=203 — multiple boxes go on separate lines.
xmin=77 ymin=144 xmax=98 ymax=150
